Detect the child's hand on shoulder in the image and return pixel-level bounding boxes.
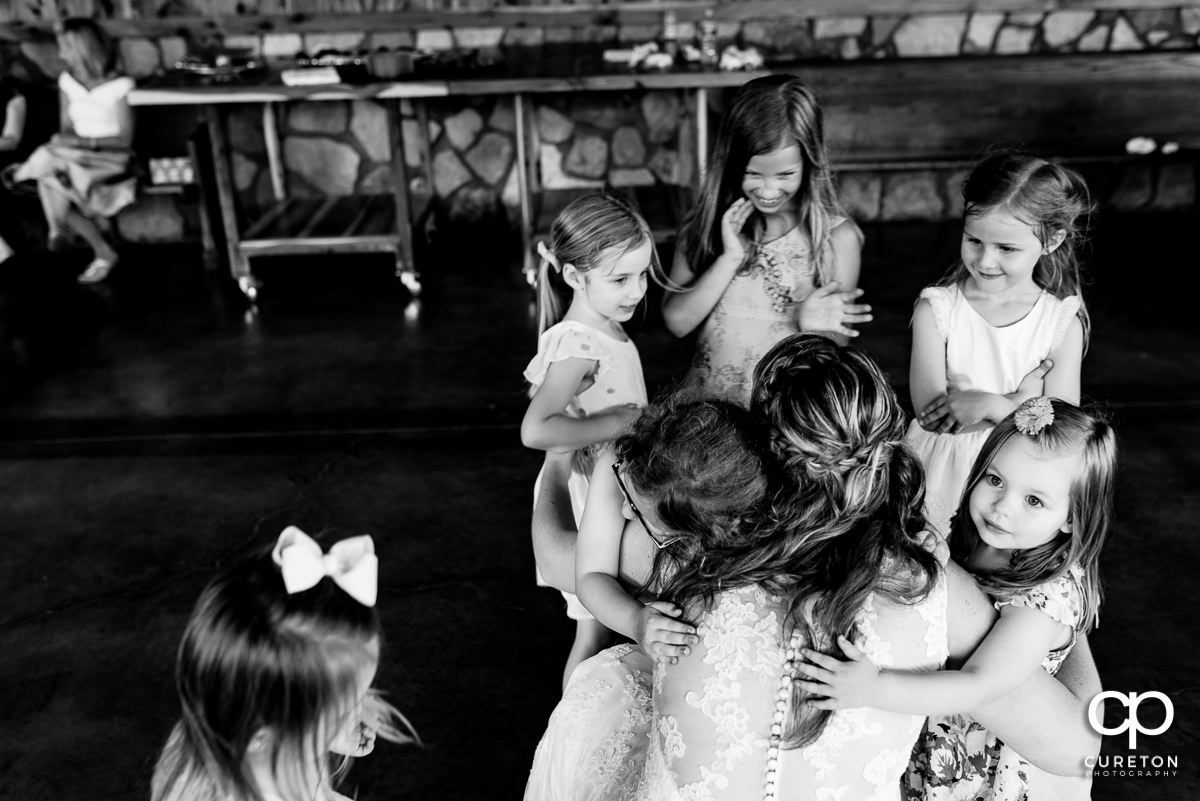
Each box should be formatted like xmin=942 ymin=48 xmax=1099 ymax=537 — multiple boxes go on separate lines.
xmin=720 ymin=198 xmax=755 ymax=263
xmin=636 ymin=601 xmax=698 ymax=664
xmin=797 ymin=635 xmax=880 ymax=710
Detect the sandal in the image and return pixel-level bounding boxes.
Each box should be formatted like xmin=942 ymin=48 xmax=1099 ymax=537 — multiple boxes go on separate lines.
xmin=78 ymin=255 xmax=118 ymax=284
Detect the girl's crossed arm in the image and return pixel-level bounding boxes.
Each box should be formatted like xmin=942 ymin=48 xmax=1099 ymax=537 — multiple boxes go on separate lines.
xmin=913 ymin=298 xmax=1074 ymax=433
xmin=798 ymin=601 xmax=1072 ymax=716
xmin=520 ymin=357 xmax=639 ymax=453
xmin=575 ymin=453 xmax=696 ymax=662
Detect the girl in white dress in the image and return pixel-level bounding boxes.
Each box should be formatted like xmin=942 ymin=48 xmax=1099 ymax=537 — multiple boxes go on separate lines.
xmin=662 ymin=75 xmax=871 ymax=404
xmin=14 ymin=18 xmax=135 ymax=282
xmin=151 ymin=527 xmax=416 ymax=801
xmin=522 ymin=193 xmax=681 ymax=690
xmin=907 ymin=153 xmax=1092 ymax=537
xmin=800 ymin=398 xmax=1117 ymax=801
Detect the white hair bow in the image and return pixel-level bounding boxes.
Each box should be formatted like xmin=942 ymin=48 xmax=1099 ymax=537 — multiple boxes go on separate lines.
xmin=272 ymin=526 xmax=378 ymax=607
xmin=536 ymin=241 xmax=561 ymax=272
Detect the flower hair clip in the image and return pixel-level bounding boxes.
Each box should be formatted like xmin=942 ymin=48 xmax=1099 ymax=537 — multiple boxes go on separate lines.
xmin=536 ymin=241 xmax=561 ymax=272
xmin=1014 ymin=396 xmax=1055 ymax=437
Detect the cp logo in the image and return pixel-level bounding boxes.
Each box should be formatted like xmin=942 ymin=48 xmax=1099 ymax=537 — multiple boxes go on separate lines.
xmin=1088 ymin=691 xmax=1174 ymax=749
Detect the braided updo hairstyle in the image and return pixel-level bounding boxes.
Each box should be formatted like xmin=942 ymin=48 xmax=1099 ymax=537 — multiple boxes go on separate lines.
xmin=748 ymin=333 xmax=939 ymax=748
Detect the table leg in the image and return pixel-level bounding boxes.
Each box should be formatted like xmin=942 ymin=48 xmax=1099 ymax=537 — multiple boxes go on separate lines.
xmin=387 ymin=101 xmax=420 ymax=295
xmin=514 ymin=92 xmax=535 ymax=289
xmin=262 ymin=102 xmax=286 ymax=202
xmin=187 ymin=133 xmax=219 ymax=273
xmin=204 ymin=105 xmax=255 ymax=299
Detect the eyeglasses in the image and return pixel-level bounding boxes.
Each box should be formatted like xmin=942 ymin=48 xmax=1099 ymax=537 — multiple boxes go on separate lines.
xmin=612 ymin=460 xmax=681 ymax=550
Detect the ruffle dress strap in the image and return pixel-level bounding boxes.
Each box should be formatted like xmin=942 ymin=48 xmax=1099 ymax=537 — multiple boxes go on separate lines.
xmin=522 ymin=322 xmax=608 ymax=389
xmin=994 ymin=565 xmax=1084 ymax=630
xmin=1050 ymin=294 xmax=1083 ymax=350
xmin=916 ymin=285 xmax=954 ymax=341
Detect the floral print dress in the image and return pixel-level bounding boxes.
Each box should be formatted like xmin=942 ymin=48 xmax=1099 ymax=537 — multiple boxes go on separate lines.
xmin=905 ymin=564 xmax=1091 ymax=801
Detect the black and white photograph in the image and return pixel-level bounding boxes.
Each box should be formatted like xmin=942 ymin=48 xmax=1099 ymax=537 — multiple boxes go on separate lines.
xmin=1 ymin=2 xmax=1197 ymax=800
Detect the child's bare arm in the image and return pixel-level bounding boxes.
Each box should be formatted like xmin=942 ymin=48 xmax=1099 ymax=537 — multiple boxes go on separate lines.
xmin=946 ymin=562 xmax=1101 ymax=774
xmin=576 ymin=454 xmax=695 ymax=658
xmin=661 ymin=202 xmax=752 ymax=337
xmin=521 ymin=358 xmax=638 ymax=452
xmin=1043 ymin=316 xmax=1084 ymax=405
xmin=910 ymin=299 xmax=950 ymax=429
xmin=975 ymin=633 xmax=1102 ymax=775
xmin=801 ymin=604 xmax=1066 ymax=714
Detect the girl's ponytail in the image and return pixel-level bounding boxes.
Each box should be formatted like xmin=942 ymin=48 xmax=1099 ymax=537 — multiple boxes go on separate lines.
xmin=535 ymin=241 xmax=565 ymax=336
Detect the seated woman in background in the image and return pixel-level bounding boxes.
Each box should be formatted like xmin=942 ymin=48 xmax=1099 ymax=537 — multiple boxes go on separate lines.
xmin=13 ymin=18 xmax=135 ymax=283
xmin=1 ymin=49 xmax=30 ymax=264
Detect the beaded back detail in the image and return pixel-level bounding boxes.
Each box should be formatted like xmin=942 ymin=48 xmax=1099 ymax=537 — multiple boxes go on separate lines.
xmin=762 ymin=628 xmax=805 ymax=800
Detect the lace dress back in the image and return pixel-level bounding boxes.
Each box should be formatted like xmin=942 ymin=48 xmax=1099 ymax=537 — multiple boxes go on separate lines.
xmin=526 ymin=563 xmax=949 ymax=801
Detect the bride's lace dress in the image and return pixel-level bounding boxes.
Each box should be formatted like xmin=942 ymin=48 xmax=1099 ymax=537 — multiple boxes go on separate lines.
xmin=526 ymin=570 xmax=948 ymax=801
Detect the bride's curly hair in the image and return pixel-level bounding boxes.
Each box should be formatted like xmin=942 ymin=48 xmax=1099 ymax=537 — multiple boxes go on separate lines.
xmin=747 ymin=334 xmax=939 ymax=749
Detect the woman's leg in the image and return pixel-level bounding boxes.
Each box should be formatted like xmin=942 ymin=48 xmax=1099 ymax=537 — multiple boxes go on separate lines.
xmin=37 ymin=181 xmax=71 ymax=241
xmin=64 ymin=208 xmax=116 ymax=262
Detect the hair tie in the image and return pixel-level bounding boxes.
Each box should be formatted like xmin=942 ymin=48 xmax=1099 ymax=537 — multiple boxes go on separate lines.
xmin=272 ymin=526 xmax=378 ymax=607
xmin=1014 ymin=396 xmax=1055 ymax=437
xmin=536 ymin=241 xmax=561 ymax=272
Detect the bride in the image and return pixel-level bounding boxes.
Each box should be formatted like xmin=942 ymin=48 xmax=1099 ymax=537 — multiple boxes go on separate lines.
xmin=525 ymin=334 xmax=1101 ymax=801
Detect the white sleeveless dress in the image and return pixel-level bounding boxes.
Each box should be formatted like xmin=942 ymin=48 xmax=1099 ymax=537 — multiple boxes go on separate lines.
xmin=905 ymin=285 xmax=1082 ymax=537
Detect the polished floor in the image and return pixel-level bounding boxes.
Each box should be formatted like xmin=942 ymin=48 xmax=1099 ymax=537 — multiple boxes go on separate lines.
xmin=0 ymin=215 xmax=1196 ymax=800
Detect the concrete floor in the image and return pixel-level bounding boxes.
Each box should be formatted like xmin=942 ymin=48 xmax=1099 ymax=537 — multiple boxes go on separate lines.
xmin=0 ymin=215 xmax=1197 ymax=800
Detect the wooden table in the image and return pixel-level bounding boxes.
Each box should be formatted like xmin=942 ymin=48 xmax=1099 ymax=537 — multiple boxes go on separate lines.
xmin=131 ymin=51 xmax=1200 ymax=299
xmin=128 ymin=68 xmax=763 ymax=299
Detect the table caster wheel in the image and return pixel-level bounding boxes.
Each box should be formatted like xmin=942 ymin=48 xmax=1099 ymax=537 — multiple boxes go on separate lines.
xmin=238 ymin=276 xmax=261 ymax=303
xmin=398 ymin=269 xmax=422 ymax=297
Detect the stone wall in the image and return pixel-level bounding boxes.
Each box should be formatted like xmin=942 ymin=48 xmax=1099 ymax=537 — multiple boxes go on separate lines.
xmin=2 ymin=5 xmax=1197 ymax=244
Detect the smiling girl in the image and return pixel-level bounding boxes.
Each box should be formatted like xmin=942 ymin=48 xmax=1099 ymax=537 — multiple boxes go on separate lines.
xmin=662 ymin=75 xmax=871 ymax=403
xmin=904 ymin=152 xmax=1092 ymax=536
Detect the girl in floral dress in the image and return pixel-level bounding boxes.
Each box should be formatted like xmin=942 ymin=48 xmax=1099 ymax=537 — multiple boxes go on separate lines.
xmin=662 ymin=75 xmax=870 ymax=404
xmin=799 ymin=398 xmax=1116 ymax=801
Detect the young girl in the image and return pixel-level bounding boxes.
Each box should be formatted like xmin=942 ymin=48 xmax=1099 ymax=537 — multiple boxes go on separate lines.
xmin=799 ymin=398 xmax=1117 ymax=801
xmin=521 ymin=192 xmax=666 ymax=689
xmin=151 ymin=526 xmax=416 ymax=801
xmin=13 ymin=18 xmax=135 ymax=282
xmin=661 ymin=73 xmax=871 ymax=403
xmin=907 ymin=151 xmax=1092 ymax=536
